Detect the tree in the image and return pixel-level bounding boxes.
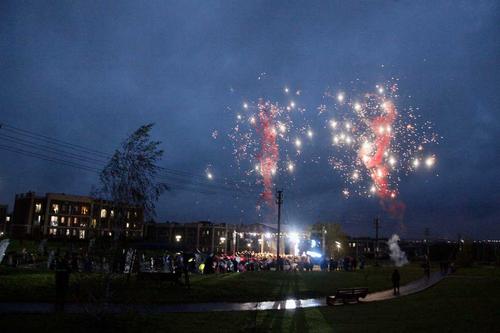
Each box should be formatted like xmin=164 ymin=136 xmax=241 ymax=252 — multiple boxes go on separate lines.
xmin=89 ymin=124 xmax=167 ymax=299
xmin=94 ymin=123 xmax=167 ymax=224
xmin=309 ymin=222 xmax=348 ymax=258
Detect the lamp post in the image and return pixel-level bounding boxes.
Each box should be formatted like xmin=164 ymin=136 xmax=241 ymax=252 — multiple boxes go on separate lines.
xmin=335 ymin=241 xmax=341 ymax=257
xmin=220 ymin=236 xmax=226 ymax=254
xmin=276 ymin=189 xmax=283 ymax=271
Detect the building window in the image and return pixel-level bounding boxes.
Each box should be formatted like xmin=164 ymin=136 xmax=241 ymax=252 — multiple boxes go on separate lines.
xmin=49 ymin=228 xmax=57 ymax=235
xmin=100 ymin=209 xmax=107 ymax=218
xmin=50 ymin=216 xmax=58 ymax=227
xmin=35 ymin=203 xmax=42 ymax=213
xmin=60 ymin=217 xmax=65 ymax=225
xmin=66 ymin=229 xmax=70 ymax=236
xmin=52 ymin=204 xmax=59 ymax=214
xmin=81 ymin=206 xmax=89 ymax=215
xmin=6 ymin=216 xmax=10 ymax=222
xmin=73 ymin=218 xmax=78 ymax=226
xmin=110 ymin=210 xmax=114 ymax=217
xmin=79 ymin=230 xmax=86 ymax=239
xmin=91 ymin=219 xmax=97 ymax=228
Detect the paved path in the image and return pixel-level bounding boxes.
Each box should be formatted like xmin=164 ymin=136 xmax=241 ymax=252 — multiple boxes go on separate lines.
xmin=0 ymin=272 xmax=446 ymax=314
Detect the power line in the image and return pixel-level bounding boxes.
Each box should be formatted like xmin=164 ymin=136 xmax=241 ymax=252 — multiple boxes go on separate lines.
xmin=0 ymin=126 xmax=258 ymax=197
xmin=1 ymin=122 xmax=244 ymax=186
xmin=0 ymin=144 xmax=245 ymax=197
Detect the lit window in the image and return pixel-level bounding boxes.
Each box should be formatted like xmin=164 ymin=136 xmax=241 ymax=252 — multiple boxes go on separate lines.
xmin=127 ymin=211 xmax=130 ymax=219
xmin=35 ymin=203 xmax=42 ymax=213
xmin=110 ymin=210 xmax=114 ymax=217
xmin=73 ymin=218 xmax=78 ymax=225
xmin=6 ymin=216 xmax=10 ymax=222
xmin=50 ymin=216 xmax=58 ymax=227
xmin=126 ymin=223 xmax=130 ymax=228
xmin=91 ymin=219 xmax=97 ymax=228
xmin=100 ymin=209 xmax=107 ymax=218
xmin=61 ymin=217 xmax=65 ymax=224
xmin=79 ymin=230 xmax=86 ymax=239
xmin=49 ymin=228 xmax=57 ymax=235
xmin=52 ymin=204 xmax=59 ymax=214
xmin=81 ymin=206 xmax=89 ymax=215
xmin=66 ymin=229 xmax=70 ymax=236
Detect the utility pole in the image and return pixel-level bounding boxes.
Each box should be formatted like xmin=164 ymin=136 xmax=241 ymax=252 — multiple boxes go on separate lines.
xmin=374 ymin=217 xmax=380 ymax=266
xmin=424 ymin=227 xmax=430 ymax=258
xmin=322 ymin=225 xmax=326 ymax=256
xmin=276 ymin=189 xmax=283 ymax=270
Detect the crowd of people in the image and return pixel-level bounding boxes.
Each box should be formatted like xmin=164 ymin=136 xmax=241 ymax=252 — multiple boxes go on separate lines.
xmin=6 ymin=246 xmax=369 ymax=275
xmin=197 ymin=252 xmax=367 ymax=274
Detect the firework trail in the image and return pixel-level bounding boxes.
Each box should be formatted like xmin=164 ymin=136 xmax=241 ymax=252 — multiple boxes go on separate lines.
xmin=360 ymin=98 xmax=397 ymax=199
xmin=255 ymin=101 xmax=279 ymax=205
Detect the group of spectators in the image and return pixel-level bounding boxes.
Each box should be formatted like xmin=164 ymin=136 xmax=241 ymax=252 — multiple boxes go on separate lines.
xmin=200 ymin=253 xmax=368 ymax=274
xmin=7 ymin=245 xmax=367 ymax=276
xmin=323 ymin=256 xmax=366 ymax=272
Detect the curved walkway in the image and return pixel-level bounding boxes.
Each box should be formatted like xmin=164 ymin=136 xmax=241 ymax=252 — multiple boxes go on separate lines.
xmin=0 ymin=272 xmax=446 ymax=314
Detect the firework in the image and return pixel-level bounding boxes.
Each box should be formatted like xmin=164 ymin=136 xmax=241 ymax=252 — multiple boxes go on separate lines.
xmin=255 ymin=101 xmax=280 ymax=203
xmin=229 ymin=88 xmax=313 ymax=207
xmin=325 ymin=83 xmax=438 ymax=213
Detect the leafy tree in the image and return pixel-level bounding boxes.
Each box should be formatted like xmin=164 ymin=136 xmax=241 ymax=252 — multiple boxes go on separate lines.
xmin=309 ymin=222 xmax=348 ymax=258
xmin=94 ymin=123 xmax=167 ymax=224
xmin=89 ymin=124 xmax=167 ymax=300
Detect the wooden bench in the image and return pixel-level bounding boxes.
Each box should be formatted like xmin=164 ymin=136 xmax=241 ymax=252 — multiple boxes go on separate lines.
xmin=326 ymin=287 xmax=368 ymax=305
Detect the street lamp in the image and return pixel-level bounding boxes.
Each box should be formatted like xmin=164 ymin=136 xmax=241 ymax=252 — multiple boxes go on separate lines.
xmin=175 ymin=235 xmax=182 ymax=242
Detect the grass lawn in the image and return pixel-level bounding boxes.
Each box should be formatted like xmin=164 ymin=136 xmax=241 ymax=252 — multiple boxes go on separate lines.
xmin=0 ymin=266 xmax=499 ymax=332
xmin=0 ymin=264 xmax=423 ymax=304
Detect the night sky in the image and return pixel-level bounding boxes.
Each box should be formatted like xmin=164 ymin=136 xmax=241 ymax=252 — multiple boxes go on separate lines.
xmin=1 ymin=1 xmax=499 ymax=239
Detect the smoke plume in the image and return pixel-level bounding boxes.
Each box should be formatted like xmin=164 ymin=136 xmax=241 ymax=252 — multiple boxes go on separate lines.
xmin=387 ymin=234 xmax=408 ymax=267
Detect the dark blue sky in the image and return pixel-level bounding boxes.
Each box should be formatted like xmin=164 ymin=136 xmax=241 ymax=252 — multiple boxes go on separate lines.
xmin=1 ymin=1 xmax=499 ymax=239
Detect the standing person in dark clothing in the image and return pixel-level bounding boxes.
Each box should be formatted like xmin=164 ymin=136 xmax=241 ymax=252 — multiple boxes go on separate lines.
xmin=183 ymin=254 xmax=192 ymax=290
xmin=424 ymin=260 xmax=431 ymax=280
xmin=392 ymin=269 xmax=400 ymax=295
xmin=55 ymin=254 xmax=71 ymax=312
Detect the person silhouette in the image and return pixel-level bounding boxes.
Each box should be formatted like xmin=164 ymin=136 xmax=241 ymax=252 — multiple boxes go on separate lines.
xmin=392 ymin=269 xmax=400 ymax=295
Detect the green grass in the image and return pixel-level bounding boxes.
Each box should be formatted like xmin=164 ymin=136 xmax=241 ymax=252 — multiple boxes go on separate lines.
xmin=0 ymin=266 xmax=499 ymax=332
xmin=0 ymin=264 xmax=423 ymax=304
